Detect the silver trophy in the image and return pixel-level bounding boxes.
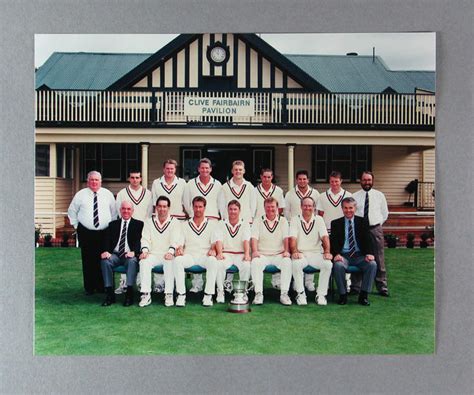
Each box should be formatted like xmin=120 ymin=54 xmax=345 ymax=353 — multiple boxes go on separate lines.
xmin=227 ymin=279 xmax=251 ymax=313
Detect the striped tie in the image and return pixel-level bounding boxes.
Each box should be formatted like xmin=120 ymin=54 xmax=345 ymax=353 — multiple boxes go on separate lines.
xmin=118 ymin=220 xmax=128 ymax=257
xmin=93 ymin=192 xmax=99 ymax=228
xmin=364 ymin=192 xmax=369 ymax=222
xmin=348 ymin=219 xmax=356 ymax=257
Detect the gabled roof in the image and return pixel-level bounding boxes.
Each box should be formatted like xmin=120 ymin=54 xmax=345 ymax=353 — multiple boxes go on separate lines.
xmin=35 ymin=34 xmax=435 ymax=94
xmin=35 ymin=52 xmax=151 ymax=90
xmin=287 ymin=54 xmax=435 ymax=93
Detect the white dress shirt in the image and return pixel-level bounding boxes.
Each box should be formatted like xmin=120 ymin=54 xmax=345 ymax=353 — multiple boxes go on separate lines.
xmin=68 ymin=187 xmax=117 ymax=230
xmin=353 ymin=188 xmax=389 ymax=226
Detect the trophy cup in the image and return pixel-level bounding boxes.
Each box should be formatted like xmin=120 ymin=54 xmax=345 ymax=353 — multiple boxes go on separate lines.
xmin=227 ymin=279 xmax=251 ymax=313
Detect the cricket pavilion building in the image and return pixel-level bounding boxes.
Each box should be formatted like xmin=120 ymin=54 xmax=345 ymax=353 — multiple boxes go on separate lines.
xmin=34 ymin=33 xmax=435 ymax=239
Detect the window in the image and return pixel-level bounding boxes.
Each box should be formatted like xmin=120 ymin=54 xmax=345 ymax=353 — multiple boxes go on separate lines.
xmin=312 ymin=145 xmax=371 ymax=182
xmin=35 ymin=145 xmax=50 ymax=176
xmin=56 ymin=144 xmax=74 ymax=179
xmin=81 ymin=144 xmax=140 ymax=181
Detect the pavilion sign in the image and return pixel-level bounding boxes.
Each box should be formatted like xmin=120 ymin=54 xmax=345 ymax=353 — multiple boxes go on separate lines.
xmin=184 ymin=97 xmax=255 ymax=117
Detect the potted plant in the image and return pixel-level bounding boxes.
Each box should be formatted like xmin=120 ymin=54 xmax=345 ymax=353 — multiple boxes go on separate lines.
xmin=420 ymin=232 xmax=430 ymax=248
xmin=43 ymin=233 xmax=53 ymax=247
xmin=61 ymin=232 xmax=70 ymax=247
xmin=385 ymin=233 xmax=398 ymax=248
xmin=35 ymin=226 xmax=41 ymax=247
xmin=406 ymin=233 xmax=415 ymax=248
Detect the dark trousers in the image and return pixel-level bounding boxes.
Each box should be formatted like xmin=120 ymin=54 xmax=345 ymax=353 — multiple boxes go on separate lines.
xmin=333 ymin=253 xmax=377 ymax=295
xmin=101 ymin=254 xmax=138 ymax=288
xmin=77 ymin=223 xmax=105 ymax=293
xmin=351 ymin=225 xmax=388 ymax=292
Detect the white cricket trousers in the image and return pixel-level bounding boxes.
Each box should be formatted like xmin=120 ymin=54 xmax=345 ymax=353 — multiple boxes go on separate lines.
xmin=292 ymin=252 xmax=332 ymax=296
xmin=216 ymin=253 xmax=251 ymax=291
xmin=174 ymin=254 xmax=218 ymax=295
xmin=251 ymin=254 xmax=292 ymax=294
xmin=139 ymin=254 xmax=174 ymax=294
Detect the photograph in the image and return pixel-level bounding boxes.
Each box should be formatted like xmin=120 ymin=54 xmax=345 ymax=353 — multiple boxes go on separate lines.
xmin=34 ymin=32 xmax=435 ymax=355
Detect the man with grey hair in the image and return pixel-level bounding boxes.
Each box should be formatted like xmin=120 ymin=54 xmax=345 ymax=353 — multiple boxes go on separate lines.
xmin=68 ymin=170 xmax=117 ymax=295
xmin=330 ymin=197 xmax=377 ymax=306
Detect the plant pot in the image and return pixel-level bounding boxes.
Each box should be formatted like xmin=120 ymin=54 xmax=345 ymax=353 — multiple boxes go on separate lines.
xmin=420 ymin=241 xmax=429 ymax=248
xmin=387 ymin=240 xmax=397 ymax=248
xmin=406 ymin=241 xmax=415 ymax=248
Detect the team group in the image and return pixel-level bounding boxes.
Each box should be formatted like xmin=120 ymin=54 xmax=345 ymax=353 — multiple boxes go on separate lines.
xmin=67 ymin=158 xmax=389 ymax=308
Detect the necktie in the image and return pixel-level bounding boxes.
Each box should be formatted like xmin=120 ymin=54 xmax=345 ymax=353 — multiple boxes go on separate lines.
xmin=348 ymin=220 xmax=356 ymax=257
xmin=93 ymin=192 xmax=99 ymax=228
xmin=118 ymin=220 xmax=128 ymax=257
xmin=364 ymin=192 xmax=369 ymax=222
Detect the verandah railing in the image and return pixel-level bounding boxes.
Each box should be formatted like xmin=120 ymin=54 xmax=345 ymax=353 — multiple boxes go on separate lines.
xmin=35 ymin=90 xmax=435 ymax=127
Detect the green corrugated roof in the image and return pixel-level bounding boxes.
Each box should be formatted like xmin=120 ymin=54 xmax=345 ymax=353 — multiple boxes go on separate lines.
xmin=36 ymin=51 xmax=435 ymax=93
xmin=35 ymin=52 xmax=152 ymax=90
xmin=286 ymin=54 xmax=435 ymax=93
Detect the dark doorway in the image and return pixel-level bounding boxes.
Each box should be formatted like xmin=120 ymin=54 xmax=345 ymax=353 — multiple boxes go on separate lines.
xmin=206 ymin=146 xmax=254 ymax=184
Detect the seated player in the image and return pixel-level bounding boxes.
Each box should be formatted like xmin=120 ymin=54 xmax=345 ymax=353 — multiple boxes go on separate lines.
xmin=138 ymin=196 xmax=180 ymax=308
xmin=250 ymin=197 xmax=292 ymax=306
xmin=173 ymin=196 xmax=219 ymax=307
xmin=215 ymin=200 xmax=251 ymax=303
xmin=290 ymin=197 xmax=332 ymax=306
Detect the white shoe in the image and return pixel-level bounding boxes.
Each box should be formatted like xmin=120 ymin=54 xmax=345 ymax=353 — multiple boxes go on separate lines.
xmin=176 ymin=294 xmax=186 ymax=307
xmin=317 ymin=295 xmax=328 ymax=306
xmin=216 ymin=290 xmax=225 ymax=304
xmin=189 ymin=286 xmax=202 ymax=293
xmin=153 ymin=283 xmax=165 ymax=294
xmin=280 ymin=292 xmax=292 ymax=306
xmin=114 ymin=277 xmax=127 ymax=295
xmin=139 ymin=293 xmax=151 ymax=307
xmin=202 ymin=294 xmax=213 ymax=307
xmin=164 ymin=293 xmax=174 ymax=307
xmin=253 ymin=292 xmax=264 ymax=305
xmin=296 ymin=292 xmax=307 ymax=306
xmin=305 ymin=283 xmax=316 ymax=292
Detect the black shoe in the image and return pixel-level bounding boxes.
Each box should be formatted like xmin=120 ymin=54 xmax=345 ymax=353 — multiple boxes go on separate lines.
xmin=101 ymin=287 xmax=116 ymax=306
xmin=337 ymin=294 xmax=348 ymax=305
xmin=358 ymin=291 xmax=370 ymax=306
xmin=123 ymin=286 xmax=134 ymax=307
xmin=378 ymin=289 xmax=389 ymax=297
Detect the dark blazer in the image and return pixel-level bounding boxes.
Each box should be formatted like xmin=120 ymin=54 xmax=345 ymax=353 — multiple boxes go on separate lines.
xmin=330 ymin=215 xmax=374 ymax=256
xmin=102 ymin=218 xmax=144 ymax=256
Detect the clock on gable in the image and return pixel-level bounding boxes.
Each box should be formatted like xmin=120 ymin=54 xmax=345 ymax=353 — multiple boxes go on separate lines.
xmin=207 ymin=42 xmax=230 ymax=66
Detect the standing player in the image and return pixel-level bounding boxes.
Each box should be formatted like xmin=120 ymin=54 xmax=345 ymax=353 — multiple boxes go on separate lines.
xmin=214 ymin=200 xmax=251 ymax=303
xmin=316 ymin=170 xmax=353 ymax=290
xmin=254 ymin=168 xmax=285 ymax=218
xmin=173 ymin=197 xmax=219 ymax=307
xmin=353 ymin=171 xmax=389 ymax=296
xmin=138 ymin=196 xmax=181 ymax=308
xmin=151 ymin=159 xmax=187 ymax=293
xmin=283 ymin=169 xmax=320 ymax=291
xmin=115 ymin=170 xmax=153 ymax=294
xmin=290 ymin=197 xmax=333 ymax=306
xmin=183 ymin=158 xmax=222 ymax=292
xmin=218 ymin=160 xmax=256 ymax=224
xmin=250 ymin=197 xmax=292 ymax=306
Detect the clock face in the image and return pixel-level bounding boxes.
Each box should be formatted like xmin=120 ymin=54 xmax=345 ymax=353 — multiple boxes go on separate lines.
xmin=210 ymin=46 xmax=227 ymax=64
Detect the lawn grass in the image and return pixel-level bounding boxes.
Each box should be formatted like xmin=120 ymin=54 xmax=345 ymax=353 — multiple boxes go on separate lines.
xmin=35 ymin=248 xmax=434 ymax=355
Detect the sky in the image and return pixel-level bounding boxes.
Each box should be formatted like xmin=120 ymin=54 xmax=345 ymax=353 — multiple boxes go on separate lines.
xmin=35 ymin=32 xmax=435 ymax=71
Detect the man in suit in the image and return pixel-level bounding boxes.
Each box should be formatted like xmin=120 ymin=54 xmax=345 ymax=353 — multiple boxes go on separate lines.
xmin=100 ymin=201 xmax=144 ymax=307
xmin=67 ymin=170 xmax=117 ymax=295
xmin=330 ymin=197 xmax=377 ymax=306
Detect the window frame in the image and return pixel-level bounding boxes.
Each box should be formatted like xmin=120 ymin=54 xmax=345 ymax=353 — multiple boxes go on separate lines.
xmin=312 ymin=145 xmax=372 ymax=183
